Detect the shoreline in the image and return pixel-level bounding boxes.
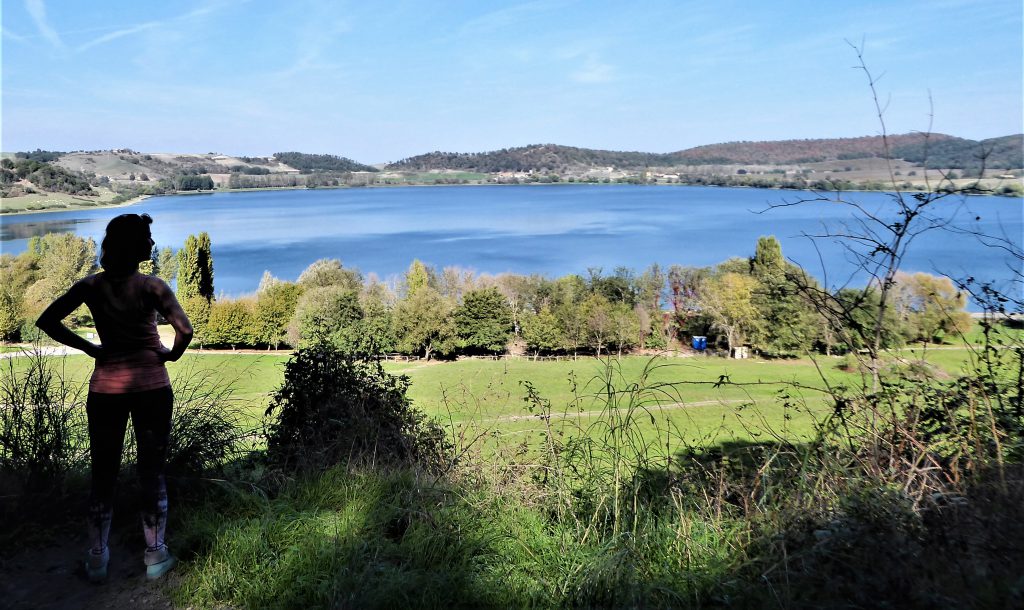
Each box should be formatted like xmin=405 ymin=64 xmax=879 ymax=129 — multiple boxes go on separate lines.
xmin=2 ymin=181 xmax=1017 ymax=218
xmin=0 ymin=194 xmax=152 ymax=216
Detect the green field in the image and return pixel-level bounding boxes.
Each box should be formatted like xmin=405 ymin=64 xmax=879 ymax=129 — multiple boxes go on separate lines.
xmin=0 ymin=186 xmax=136 ymax=213
xmin=3 ymin=346 xmax=986 ymax=453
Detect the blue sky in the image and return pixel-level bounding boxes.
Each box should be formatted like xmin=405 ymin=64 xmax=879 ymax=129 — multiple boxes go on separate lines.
xmin=2 ymin=0 xmax=1021 ymax=162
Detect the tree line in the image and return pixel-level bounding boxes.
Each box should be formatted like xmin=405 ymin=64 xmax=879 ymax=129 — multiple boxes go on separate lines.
xmin=134 ymin=236 xmax=972 ymax=358
xmin=0 ymin=230 xmax=975 ymax=355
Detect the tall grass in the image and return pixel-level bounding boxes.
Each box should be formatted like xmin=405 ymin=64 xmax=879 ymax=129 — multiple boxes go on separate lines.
xmin=3 ymin=333 xmax=1021 ymax=607
xmin=0 ymin=347 xmax=88 ymax=495
xmin=0 ymin=346 xmax=257 ymax=552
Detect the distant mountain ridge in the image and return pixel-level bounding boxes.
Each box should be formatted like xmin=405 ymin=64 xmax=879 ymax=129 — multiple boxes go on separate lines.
xmin=387 ymin=133 xmax=1023 ymax=172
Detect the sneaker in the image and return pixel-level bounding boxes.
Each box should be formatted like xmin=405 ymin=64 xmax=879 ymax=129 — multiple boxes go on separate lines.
xmin=144 ymin=545 xmax=177 ymax=580
xmin=85 ymin=547 xmax=109 ymax=583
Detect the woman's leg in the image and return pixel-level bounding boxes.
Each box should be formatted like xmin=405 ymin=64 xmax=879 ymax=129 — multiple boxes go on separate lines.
xmin=86 ymin=392 xmax=131 ymax=554
xmin=130 ymin=386 xmax=174 ymax=552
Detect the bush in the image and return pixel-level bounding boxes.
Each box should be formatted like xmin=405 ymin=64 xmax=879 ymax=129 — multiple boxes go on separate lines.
xmin=0 ymin=349 xmax=88 ymax=494
xmin=264 ymin=345 xmax=450 ymax=473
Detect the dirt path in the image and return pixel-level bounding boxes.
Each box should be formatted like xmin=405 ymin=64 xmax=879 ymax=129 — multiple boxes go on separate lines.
xmin=1 ymin=535 xmax=177 ymax=610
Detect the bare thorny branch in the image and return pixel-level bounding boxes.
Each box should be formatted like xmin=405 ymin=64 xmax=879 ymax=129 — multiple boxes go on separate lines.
xmin=762 ymin=42 xmax=994 ymax=392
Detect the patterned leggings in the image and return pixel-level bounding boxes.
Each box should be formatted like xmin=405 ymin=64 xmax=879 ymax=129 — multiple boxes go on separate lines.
xmin=86 ymin=387 xmax=173 ymax=553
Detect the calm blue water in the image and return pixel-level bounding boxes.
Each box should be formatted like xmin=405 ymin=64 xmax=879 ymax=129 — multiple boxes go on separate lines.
xmin=2 ymin=185 xmax=1021 ymax=302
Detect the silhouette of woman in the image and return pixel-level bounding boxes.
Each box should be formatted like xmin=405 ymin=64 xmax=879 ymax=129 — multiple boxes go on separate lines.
xmin=36 ymin=213 xmax=193 ymax=582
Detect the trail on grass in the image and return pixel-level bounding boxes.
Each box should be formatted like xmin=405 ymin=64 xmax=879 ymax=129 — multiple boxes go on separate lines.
xmin=479 ymin=398 xmax=755 ymax=423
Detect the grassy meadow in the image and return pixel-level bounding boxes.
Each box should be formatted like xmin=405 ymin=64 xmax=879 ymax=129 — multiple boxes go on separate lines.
xmin=3 ymin=330 xmax=1021 ymax=608
xmin=0 ymin=186 xmax=141 ymax=213
xmin=3 ymin=342 xmax=986 ymax=451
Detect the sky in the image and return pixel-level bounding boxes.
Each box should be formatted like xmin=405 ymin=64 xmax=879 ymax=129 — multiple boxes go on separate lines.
xmin=2 ymin=0 xmax=1021 ymax=163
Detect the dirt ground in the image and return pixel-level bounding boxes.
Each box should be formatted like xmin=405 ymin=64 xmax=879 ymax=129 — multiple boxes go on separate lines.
xmin=1 ymin=535 xmax=177 ymax=610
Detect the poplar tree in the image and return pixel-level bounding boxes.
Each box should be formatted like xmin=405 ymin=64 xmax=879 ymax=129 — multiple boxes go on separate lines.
xmin=177 ymin=232 xmax=214 ymax=301
xmin=177 ymin=235 xmax=201 ymax=301
xmin=197 ymin=232 xmax=214 ymax=300
xmin=177 ymin=232 xmax=214 ymax=345
xmin=156 ymin=247 xmax=177 ymax=283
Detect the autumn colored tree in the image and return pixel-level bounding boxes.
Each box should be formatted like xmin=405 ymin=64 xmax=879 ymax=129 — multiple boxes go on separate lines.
xmin=891 ymin=271 xmax=971 ymax=343
xmin=698 ymin=271 xmax=761 ymax=352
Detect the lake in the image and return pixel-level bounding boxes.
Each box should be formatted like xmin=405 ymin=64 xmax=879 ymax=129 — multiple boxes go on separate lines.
xmin=2 ymin=185 xmax=1021 ymax=302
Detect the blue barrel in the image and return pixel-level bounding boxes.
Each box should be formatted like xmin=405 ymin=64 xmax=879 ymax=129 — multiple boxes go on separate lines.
xmin=692 ymin=336 xmax=707 ymax=351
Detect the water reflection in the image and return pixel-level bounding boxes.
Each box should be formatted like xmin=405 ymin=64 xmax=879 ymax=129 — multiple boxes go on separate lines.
xmin=0 ymin=218 xmax=93 ymax=241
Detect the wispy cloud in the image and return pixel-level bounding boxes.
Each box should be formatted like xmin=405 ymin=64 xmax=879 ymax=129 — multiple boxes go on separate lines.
xmin=689 ymin=24 xmax=757 ymax=48
xmin=25 ymin=0 xmax=63 ymax=49
xmin=1 ymin=26 xmax=29 ymax=43
xmin=571 ymin=55 xmax=614 ymax=84
xmin=77 ymin=21 xmax=160 ymax=52
xmin=76 ymin=1 xmax=235 ymax=53
xmin=273 ymin=15 xmax=351 ymax=79
xmin=458 ymin=0 xmax=565 ymax=36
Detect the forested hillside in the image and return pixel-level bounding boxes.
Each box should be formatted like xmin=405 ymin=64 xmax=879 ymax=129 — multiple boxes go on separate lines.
xmin=389 ymin=133 xmax=1024 ymax=172
xmin=890 ymin=134 xmax=1023 ymax=170
xmin=387 ymin=145 xmax=676 ymax=172
xmin=4 ymin=132 xmax=1020 ymax=209
xmin=273 ymin=152 xmax=378 ymax=173
xmin=1 ymin=156 xmax=95 ymax=196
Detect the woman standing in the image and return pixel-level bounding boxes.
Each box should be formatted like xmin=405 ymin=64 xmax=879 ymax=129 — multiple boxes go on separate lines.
xmin=36 ymin=213 xmax=192 ymax=582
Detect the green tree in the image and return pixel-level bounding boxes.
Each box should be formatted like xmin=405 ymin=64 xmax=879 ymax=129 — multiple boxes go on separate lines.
xmin=177 ymin=233 xmax=214 ymax=341
xmin=453 ymin=287 xmax=513 ymax=354
xmin=749 ymin=237 xmax=819 ymax=356
xmin=197 ymin=232 xmax=214 ymax=299
xmin=177 ymin=233 xmax=213 ymax=302
xmin=182 ymin=295 xmax=211 ymax=347
xmin=521 ymin=306 xmax=563 ymax=356
xmin=0 ymin=281 xmax=22 ymax=340
xmin=404 ymin=259 xmax=433 ymax=297
xmin=255 ymin=278 xmax=302 ymax=349
xmin=610 ymin=302 xmax=640 ymax=356
xmin=358 ymin=298 xmax=397 ymax=355
xmin=0 ymin=252 xmax=39 ymax=340
xmin=392 ymin=287 xmax=456 ymax=360
xmin=297 ymin=258 xmax=362 ymax=291
xmin=831 ymin=287 xmax=903 ymax=353
xmin=752 ymin=272 xmax=819 ymax=357
xmin=23 ymin=233 xmax=97 ymax=324
xmin=156 ymin=247 xmax=177 ymax=284
xmin=358 ymin=283 xmax=397 ymax=354
xmin=204 ymin=299 xmax=258 ymax=349
xmin=752 ymin=235 xmax=785 ymax=278
xmin=288 ymin=286 xmax=364 ymax=350
xmin=582 ymin=293 xmax=616 ymax=356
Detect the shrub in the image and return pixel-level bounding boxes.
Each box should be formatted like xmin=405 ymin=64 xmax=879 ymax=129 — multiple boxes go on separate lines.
xmin=0 ymin=349 xmax=88 ymax=494
xmin=264 ymin=345 xmax=450 ymax=473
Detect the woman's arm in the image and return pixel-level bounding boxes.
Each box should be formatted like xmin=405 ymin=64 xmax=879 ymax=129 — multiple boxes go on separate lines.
xmin=152 ymin=278 xmax=193 ymax=362
xmin=35 ymin=279 xmax=103 ymax=358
